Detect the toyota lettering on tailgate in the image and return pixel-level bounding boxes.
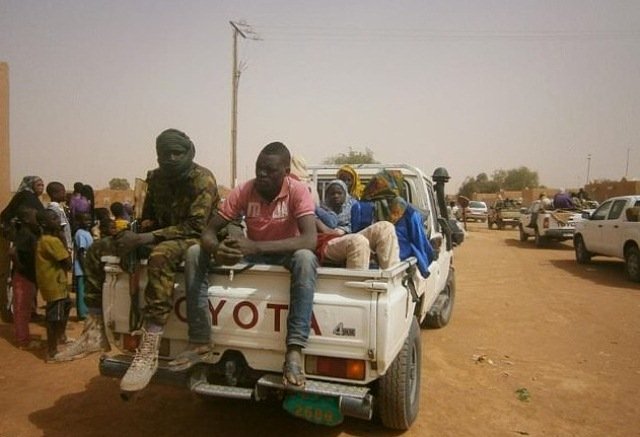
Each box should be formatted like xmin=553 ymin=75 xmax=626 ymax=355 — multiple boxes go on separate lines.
xmin=173 ymin=296 xmax=323 ymax=336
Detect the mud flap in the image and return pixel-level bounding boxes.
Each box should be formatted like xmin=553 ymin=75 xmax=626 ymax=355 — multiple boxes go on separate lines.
xmin=402 ymin=265 xmax=419 ymax=303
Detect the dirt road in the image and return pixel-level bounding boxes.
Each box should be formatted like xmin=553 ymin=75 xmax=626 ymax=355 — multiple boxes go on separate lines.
xmin=1 ymin=222 xmax=639 ymax=436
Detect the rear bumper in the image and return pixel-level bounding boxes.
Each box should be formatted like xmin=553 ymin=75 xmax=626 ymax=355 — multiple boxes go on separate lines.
xmin=498 ymin=217 xmax=520 ymax=223
xmin=99 ymin=354 xmax=373 ymax=420
xmin=465 ymin=213 xmax=487 ymax=220
xmin=543 ymin=228 xmax=575 ymax=239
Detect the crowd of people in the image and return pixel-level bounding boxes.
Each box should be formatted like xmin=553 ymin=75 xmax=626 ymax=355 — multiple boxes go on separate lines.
xmin=536 ymin=187 xmax=593 ymax=211
xmin=1 ymin=129 xmax=435 ymax=394
xmin=0 ymin=176 xmax=134 ymax=359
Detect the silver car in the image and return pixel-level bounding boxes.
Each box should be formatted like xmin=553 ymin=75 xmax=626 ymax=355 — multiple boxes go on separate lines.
xmin=464 ymin=201 xmax=488 ymax=222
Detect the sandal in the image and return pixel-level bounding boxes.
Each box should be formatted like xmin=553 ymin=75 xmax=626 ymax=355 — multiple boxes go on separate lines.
xmin=283 ymin=358 xmax=306 ymax=388
xmin=167 ymin=344 xmax=211 ymax=372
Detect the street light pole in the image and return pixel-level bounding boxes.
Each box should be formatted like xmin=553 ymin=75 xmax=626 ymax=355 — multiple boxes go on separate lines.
xmin=229 ymin=21 xmax=260 ymax=188
xmin=586 ymin=154 xmax=592 ymax=185
xmin=626 ymin=147 xmax=630 ymax=178
xmin=230 ymin=21 xmax=246 ymax=189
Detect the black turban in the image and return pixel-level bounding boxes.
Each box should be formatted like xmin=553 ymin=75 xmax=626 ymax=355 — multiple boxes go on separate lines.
xmin=155 ymin=128 xmax=196 ymax=179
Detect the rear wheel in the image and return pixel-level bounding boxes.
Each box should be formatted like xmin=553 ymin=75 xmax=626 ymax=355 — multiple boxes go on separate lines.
xmin=574 ymin=235 xmax=591 ymax=264
xmin=624 ymin=246 xmax=640 ymax=282
xmin=519 ymin=225 xmax=528 ymax=242
xmin=377 ymin=317 xmax=421 ymax=430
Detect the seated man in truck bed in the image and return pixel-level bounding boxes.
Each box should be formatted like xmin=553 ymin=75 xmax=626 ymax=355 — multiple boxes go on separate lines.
xmin=55 ymin=129 xmax=219 ymax=395
xmin=352 ymin=170 xmax=434 ymax=278
xmin=315 ymin=179 xmax=400 ymax=269
xmin=179 ymin=142 xmax=317 ymax=388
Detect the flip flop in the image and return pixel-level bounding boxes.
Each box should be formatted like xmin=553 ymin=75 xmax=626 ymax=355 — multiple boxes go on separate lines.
xmin=282 ymin=359 xmax=306 ymax=388
xmin=167 ymin=345 xmax=211 ymax=372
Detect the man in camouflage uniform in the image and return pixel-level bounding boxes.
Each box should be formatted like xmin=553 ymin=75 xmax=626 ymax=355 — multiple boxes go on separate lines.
xmin=56 ymin=129 xmax=219 ymax=393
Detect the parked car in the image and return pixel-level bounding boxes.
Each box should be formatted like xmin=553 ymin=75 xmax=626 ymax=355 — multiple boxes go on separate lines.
xmin=574 ymin=195 xmax=640 ymax=282
xmin=463 ymin=201 xmax=488 ymax=222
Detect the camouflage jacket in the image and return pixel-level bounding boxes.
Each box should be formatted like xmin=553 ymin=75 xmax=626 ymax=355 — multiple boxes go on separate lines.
xmin=142 ymin=163 xmax=219 ymax=241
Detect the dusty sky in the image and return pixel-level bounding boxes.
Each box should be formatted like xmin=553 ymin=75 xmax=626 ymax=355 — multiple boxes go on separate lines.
xmin=1 ymin=0 xmax=639 ymax=193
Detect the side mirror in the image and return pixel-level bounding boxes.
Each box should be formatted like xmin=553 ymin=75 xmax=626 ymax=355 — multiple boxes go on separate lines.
xmin=581 ymin=212 xmax=591 ymax=219
xmin=520 ymin=207 xmax=527 ymax=214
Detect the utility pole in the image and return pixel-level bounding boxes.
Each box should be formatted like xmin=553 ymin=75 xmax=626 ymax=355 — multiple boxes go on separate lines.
xmin=586 ymin=154 xmax=592 ymax=185
xmin=625 ymin=147 xmax=630 ymax=178
xmin=229 ymin=20 xmax=259 ymax=188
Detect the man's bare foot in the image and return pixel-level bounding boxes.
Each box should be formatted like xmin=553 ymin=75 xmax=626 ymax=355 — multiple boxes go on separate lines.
xmin=283 ymin=346 xmax=305 ymax=387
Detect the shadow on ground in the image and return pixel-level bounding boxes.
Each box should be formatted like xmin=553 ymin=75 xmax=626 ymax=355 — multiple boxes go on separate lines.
xmin=28 ymin=375 xmax=402 ymax=437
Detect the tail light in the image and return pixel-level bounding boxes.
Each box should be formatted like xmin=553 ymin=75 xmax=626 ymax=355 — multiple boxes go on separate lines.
xmin=122 ymin=333 xmax=139 ymax=352
xmin=543 ymin=217 xmax=550 ymax=229
xmin=305 ymin=355 xmax=366 ymax=380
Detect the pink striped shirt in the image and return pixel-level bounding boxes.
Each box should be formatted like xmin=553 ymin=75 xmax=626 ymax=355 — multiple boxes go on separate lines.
xmin=219 ymin=176 xmax=315 ymax=241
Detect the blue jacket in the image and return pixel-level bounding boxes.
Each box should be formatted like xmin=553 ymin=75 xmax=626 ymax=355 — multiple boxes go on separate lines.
xmin=351 ymin=201 xmax=433 ymax=277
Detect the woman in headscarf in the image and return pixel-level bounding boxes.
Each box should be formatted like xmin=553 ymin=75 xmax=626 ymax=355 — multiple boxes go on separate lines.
xmin=1 ymin=176 xmax=45 ymax=237
xmin=316 ymin=179 xmax=355 ymax=234
xmin=360 ymin=169 xmax=408 ymax=224
xmin=315 ymin=179 xmax=399 ymax=269
xmin=336 ymin=165 xmax=364 ymax=199
xmin=1 ymin=176 xmax=45 ymax=329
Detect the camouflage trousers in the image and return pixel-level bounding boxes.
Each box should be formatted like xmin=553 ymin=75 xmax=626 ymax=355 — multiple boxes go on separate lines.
xmin=84 ymin=237 xmax=199 ymax=325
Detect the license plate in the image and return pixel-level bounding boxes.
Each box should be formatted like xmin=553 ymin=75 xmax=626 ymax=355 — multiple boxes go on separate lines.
xmin=282 ymin=393 xmax=344 ymax=426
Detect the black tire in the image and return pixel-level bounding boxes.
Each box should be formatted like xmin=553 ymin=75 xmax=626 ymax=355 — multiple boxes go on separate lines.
xmin=519 ymin=225 xmax=528 ymax=242
xmin=624 ymin=246 xmax=640 ymax=282
xmin=377 ymin=317 xmax=421 ymax=430
xmin=534 ymin=228 xmax=544 ymax=247
xmin=574 ymin=235 xmax=591 ymax=264
xmin=422 ymin=268 xmax=455 ymax=329
xmin=497 ymin=221 xmax=505 ymax=230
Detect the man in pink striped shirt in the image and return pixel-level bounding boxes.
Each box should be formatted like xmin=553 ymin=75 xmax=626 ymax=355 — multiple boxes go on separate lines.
xmin=180 ymin=142 xmax=317 ymax=387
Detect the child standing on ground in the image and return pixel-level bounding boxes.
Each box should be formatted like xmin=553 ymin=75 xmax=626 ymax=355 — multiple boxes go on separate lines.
xmin=109 ymin=202 xmax=130 ymax=233
xmin=73 ymin=213 xmax=94 ymax=321
xmin=45 ymin=182 xmax=72 ymax=252
xmin=35 ymin=209 xmax=72 ymax=362
xmin=9 ymin=206 xmax=41 ymax=349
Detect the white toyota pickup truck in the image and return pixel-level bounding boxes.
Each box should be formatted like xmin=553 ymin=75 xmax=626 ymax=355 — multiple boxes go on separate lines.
xmin=573 ymin=195 xmax=640 ymax=282
xmin=98 ymin=164 xmax=459 ymax=430
xmin=518 ymin=200 xmax=581 ymax=247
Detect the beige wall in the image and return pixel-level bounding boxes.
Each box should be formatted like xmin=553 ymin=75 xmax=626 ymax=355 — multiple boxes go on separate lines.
xmin=0 ymin=63 xmax=9 ymax=292
xmin=0 ymin=62 xmax=10 ymax=210
xmin=585 ymin=179 xmax=640 ymax=203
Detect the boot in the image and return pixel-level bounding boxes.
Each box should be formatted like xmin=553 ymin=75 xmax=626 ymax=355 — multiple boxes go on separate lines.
xmin=120 ymin=327 xmax=162 ymax=392
xmin=54 ymin=313 xmax=109 ymax=361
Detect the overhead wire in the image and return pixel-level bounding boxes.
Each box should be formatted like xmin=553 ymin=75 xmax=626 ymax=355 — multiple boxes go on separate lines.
xmin=251 ymin=25 xmax=640 ymax=43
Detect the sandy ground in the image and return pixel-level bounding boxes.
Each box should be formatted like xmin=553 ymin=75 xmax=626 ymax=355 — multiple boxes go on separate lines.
xmin=1 ymin=221 xmax=639 ymax=437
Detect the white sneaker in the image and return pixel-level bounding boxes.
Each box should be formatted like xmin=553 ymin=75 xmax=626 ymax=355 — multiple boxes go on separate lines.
xmin=120 ymin=328 xmax=162 ymax=392
xmin=54 ymin=314 xmax=109 ymax=361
